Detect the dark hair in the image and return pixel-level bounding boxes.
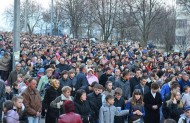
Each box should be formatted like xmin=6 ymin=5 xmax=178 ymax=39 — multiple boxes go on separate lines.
xmin=75 ymin=89 xmax=86 ymax=100
xmin=90 ymin=81 xmax=98 ymax=87
xmin=28 ymin=77 xmax=35 ymax=83
xmin=122 ymin=70 xmax=130 ymax=77
xmin=105 ymin=95 xmax=114 ymax=101
xmin=151 ymin=82 xmax=159 ymax=90
xmin=94 ymin=84 xmax=103 ymax=89
xmin=4 ymin=100 xmax=13 ymax=111
xmin=140 ymin=76 xmax=148 ymax=81
xmin=170 ymin=82 xmax=180 ymax=91
xmin=61 ymin=70 xmax=68 ymax=76
xmin=80 ymin=64 xmax=86 ymax=72
xmin=13 ymin=82 xmax=18 ymax=88
xmin=164 ymin=119 xmax=176 ymax=123
xmin=183 ymin=85 xmax=189 ymax=91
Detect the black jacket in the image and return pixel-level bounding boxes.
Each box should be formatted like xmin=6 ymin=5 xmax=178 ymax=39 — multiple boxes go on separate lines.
xmin=87 ymin=92 xmax=102 ymax=120
xmin=114 ymin=97 xmax=125 ymax=123
xmin=99 ymin=73 xmax=111 ymax=87
xmin=130 ymin=76 xmax=141 ymax=95
xmin=134 ymin=84 xmax=150 ymax=97
xmin=56 ymin=63 xmax=70 ymax=72
xmin=162 ymin=92 xmax=171 ymax=119
xmin=75 ymin=72 xmax=89 ymax=90
xmin=74 ymin=99 xmax=95 ymax=123
xmin=143 ymin=91 xmax=162 ymax=123
xmin=43 ymin=86 xmax=62 ymax=118
xmin=59 ymin=78 xmax=72 ymax=89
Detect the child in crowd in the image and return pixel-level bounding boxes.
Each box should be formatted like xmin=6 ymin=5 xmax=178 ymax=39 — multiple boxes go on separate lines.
xmin=5 ymin=86 xmax=13 ymax=100
xmin=3 ymin=100 xmax=19 ymax=123
xmin=178 ymin=106 xmax=190 ymax=123
xmin=68 ymin=69 xmax=77 ymax=96
xmin=182 ymin=85 xmax=190 ymax=98
xmin=12 ymin=96 xmax=28 ymax=123
xmin=99 ymin=95 xmax=129 ymax=123
xmin=125 ymin=89 xmax=145 ymax=123
xmin=12 ymin=82 xmax=19 ymax=96
xmin=114 ymin=88 xmax=125 ymax=123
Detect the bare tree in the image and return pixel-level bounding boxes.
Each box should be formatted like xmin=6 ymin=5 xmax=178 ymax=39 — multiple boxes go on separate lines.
xmin=126 ymin=0 xmax=164 ymax=47
xmin=4 ymin=0 xmax=44 ymax=34
xmin=178 ymin=0 xmax=190 ymax=14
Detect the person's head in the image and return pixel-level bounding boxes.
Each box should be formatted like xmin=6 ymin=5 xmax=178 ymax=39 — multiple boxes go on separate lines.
xmin=182 ymin=72 xmax=189 ymax=82
xmin=105 ymin=67 xmax=112 ymax=75
xmin=28 ymin=77 xmax=37 ymax=90
xmin=105 ymin=95 xmax=115 ymax=105
xmin=62 ymin=86 xmax=72 ymax=98
xmin=93 ymin=84 xmax=103 ymax=95
xmin=63 ymin=100 xmax=75 ymax=113
xmin=171 ymin=90 xmax=181 ymax=101
xmin=131 ymin=89 xmax=143 ymax=105
xmin=5 ymin=86 xmax=11 ymax=93
xmin=46 ymin=68 xmax=54 ymax=77
xmin=151 ymin=82 xmax=160 ymax=93
xmin=15 ymin=63 xmax=21 ymax=71
xmin=3 ymin=100 xmax=13 ymax=113
xmin=13 ymin=82 xmax=18 ymax=90
xmin=184 ymin=106 xmax=190 ymax=118
xmin=164 ymin=119 xmax=176 ymax=123
xmin=51 ymin=79 xmax=60 ymax=90
xmin=140 ymin=76 xmax=148 ymax=86
xmin=69 ymin=69 xmax=75 ymax=78
xmin=60 ymin=58 xmax=65 ymax=64
xmin=80 ymin=64 xmax=87 ymax=73
xmin=87 ymin=69 xmax=94 ymax=76
xmin=170 ymin=82 xmax=180 ymax=92
xmin=183 ymin=85 xmax=190 ymax=93
xmin=61 ymin=70 xmax=68 ymax=79
xmin=135 ymin=69 xmax=142 ymax=78
xmin=114 ymin=88 xmax=122 ymax=99
xmin=75 ymin=89 xmax=86 ymax=101
xmin=12 ymin=96 xmax=23 ymax=109
xmin=105 ymin=81 xmax=113 ymax=91
xmin=122 ymin=70 xmax=130 ymax=80
xmin=115 ymin=69 xmax=121 ymax=76
xmin=17 ymin=74 xmax=23 ymax=82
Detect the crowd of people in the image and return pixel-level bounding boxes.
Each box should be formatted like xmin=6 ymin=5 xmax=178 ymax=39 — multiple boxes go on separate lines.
xmin=0 ymin=32 xmax=190 ymax=123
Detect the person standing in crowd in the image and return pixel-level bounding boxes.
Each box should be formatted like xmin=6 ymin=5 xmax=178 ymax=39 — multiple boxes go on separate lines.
xmin=43 ymin=79 xmax=62 ymax=123
xmin=58 ymin=100 xmax=82 ymax=123
xmin=130 ymin=69 xmax=142 ymax=95
xmin=99 ymin=95 xmax=129 ymax=123
xmin=102 ymin=81 xmax=115 ymax=104
xmin=114 ymin=88 xmax=125 ymax=123
xmin=108 ymin=68 xmax=121 ymax=85
xmin=59 ymin=70 xmax=71 ymax=89
xmin=99 ymin=67 xmax=112 ymax=87
xmin=57 ymin=58 xmax=70 ymax=72
xmin=115 ymin=70 xmax=131 ymax=102
xmin=86 ymin=68 xmax=99 ymax=85
xmin=50 ymin=86 xmax=74 ymax=113
xmin=87 ymin=84 xmax=103 ymax=123
xmin=3 ymin=100 xmax=19 ymax=123
xmin=68 ymin=69 xmax=77 ymax=96
xmin=125 ymin=89 xmax=145 ymax=123
xmin=144 ymin=82 xmax=162 ymax=123
xmin=134 ymin=76 xmax=149 ymax=97
xmin=166 ymin=90 xmax=183 ymax=122
xmin=8 ymin=63 xmax=22 ymax=87
xmin=12 ymin=96 xmax=28 ymax=123
xmin=178 ymin=72 xmax=190 ymax=93
xmin=0 ymin=79 xmax=5 ymax=122
xmin=37 ymin=68 xmax=54 ymax=97
xmin=0 ymin=52 xmax=11 ymax=81
xmin=22 ymin=78 xmax=42 ymax=123
xmin=5 ymin=85 xmax=13 ymax=100
xmin=75 ymin=65 xmax=89 ymax=90
xmin=178 ymin=106 xmax=190 ymax=123
xmin=74 ymin=89 xmax=95 ymax=123
xmin=182 ymin=86 xmax=190 ymax=107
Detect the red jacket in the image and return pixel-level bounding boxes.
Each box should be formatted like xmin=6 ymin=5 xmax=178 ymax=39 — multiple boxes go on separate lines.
xmin=58 ymin=112 xmax=82 ymax=123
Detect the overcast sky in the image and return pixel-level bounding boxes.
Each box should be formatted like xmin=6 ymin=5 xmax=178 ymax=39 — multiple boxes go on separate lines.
xmin=0 ymin=0 xmax=175 ymax=31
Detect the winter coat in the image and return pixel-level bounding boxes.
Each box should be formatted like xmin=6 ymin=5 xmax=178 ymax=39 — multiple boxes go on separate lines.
xmin=160 ymin=82 xmax=171 ymax=101
xmin=56 ymin=63 xmax=70 ymax=72
xmin=143 ymin=91 xmax=162 ymax=123
xmin=167 ymin=101 xmax=183 ymax=122
xmin=74 ymin=98 xmax=95 ymax=123
xmin=22 ymin=87 xmax=42 ymax=116
xmin=37 ymin=75 xmax=49 ymax=96
xmin=0 ymin=56 xmax=10 ymax=71
xmin=75 ymin=72 xmax=89 ymax=90
xmin=115 ymin=77 xmax=131 ymax=100
xmin=178 ymin=114 xmax=190 ymax=123
xmin=114 ymin=97 xmax=125 ymax=123
xmin=0 ymin=80 xmax=5 ymax=109
xmin=43 ymin=86 xmax=62 ymax=118
xmin=99 ymin=73 xmax=111 ymax=87
xmin=162 ymin=92 xmax=171 ymax=119
xmin=99 ymin=103 xmax=129 ymax=123
xmin=59 ymin=78 xmax=72 ymax=89
xmin=58 ymin=112 xmax=82 ymax=123
xmin=130 ymin=76 xmax=141 ymax=95
xmin=87 ymin=92 xmax=102 ymax=120
xmin=4 ymin=110 xmax=19 ymax=123
xmin=178 ymin=78 xmax=190 ymax=93
xmin=8 ymin=70 xmax=22 ymax=87
xmin=134 ymin=84 xmax=150 ymax=97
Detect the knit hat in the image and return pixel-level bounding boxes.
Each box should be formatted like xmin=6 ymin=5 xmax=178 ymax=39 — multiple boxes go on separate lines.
xmin=38 ymin=68 xmax=45 ymax=74
xmin=64 ymin=100 xmax=75 ymax=113
xmin=184 ymin=106 xmax=190 ymax=112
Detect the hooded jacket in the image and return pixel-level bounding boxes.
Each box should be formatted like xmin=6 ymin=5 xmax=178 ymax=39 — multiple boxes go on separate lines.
xmin=4 ymin=110 xmax=19 ymax=123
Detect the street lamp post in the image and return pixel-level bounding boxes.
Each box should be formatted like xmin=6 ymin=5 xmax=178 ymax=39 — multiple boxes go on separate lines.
xmin=51 ymin=0 xmax=54 ymax=36
xmin=13 ymin=0 xmax=21 ymax=70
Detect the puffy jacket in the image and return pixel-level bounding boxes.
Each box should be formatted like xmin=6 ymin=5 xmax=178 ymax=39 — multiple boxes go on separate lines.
xmin=58 ymin=112 xmax=82 ymax=123
xmin=99 ymin=104 xmax=129 ymax=123
xmin=4 ymin=110 xmax=19 ymax=123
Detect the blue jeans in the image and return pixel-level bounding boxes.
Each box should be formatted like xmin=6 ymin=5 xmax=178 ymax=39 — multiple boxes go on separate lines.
xmin=28 ymin=116 xmax=40 ymax=123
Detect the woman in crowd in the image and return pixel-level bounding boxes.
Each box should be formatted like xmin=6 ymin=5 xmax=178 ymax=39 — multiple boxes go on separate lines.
xmin=125 ymin=89 xmax=145 ymax=123
xmin=43 ymin=79 xmax=62 ymax=123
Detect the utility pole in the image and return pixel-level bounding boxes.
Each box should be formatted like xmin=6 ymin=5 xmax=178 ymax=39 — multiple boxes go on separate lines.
xmin=13 ymin=0 xmax=20 ymax=70
xmin=24 ymin=0 xmax=28 ymax=32
xmin=51 ymin=0 xmax=54 ymax=35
